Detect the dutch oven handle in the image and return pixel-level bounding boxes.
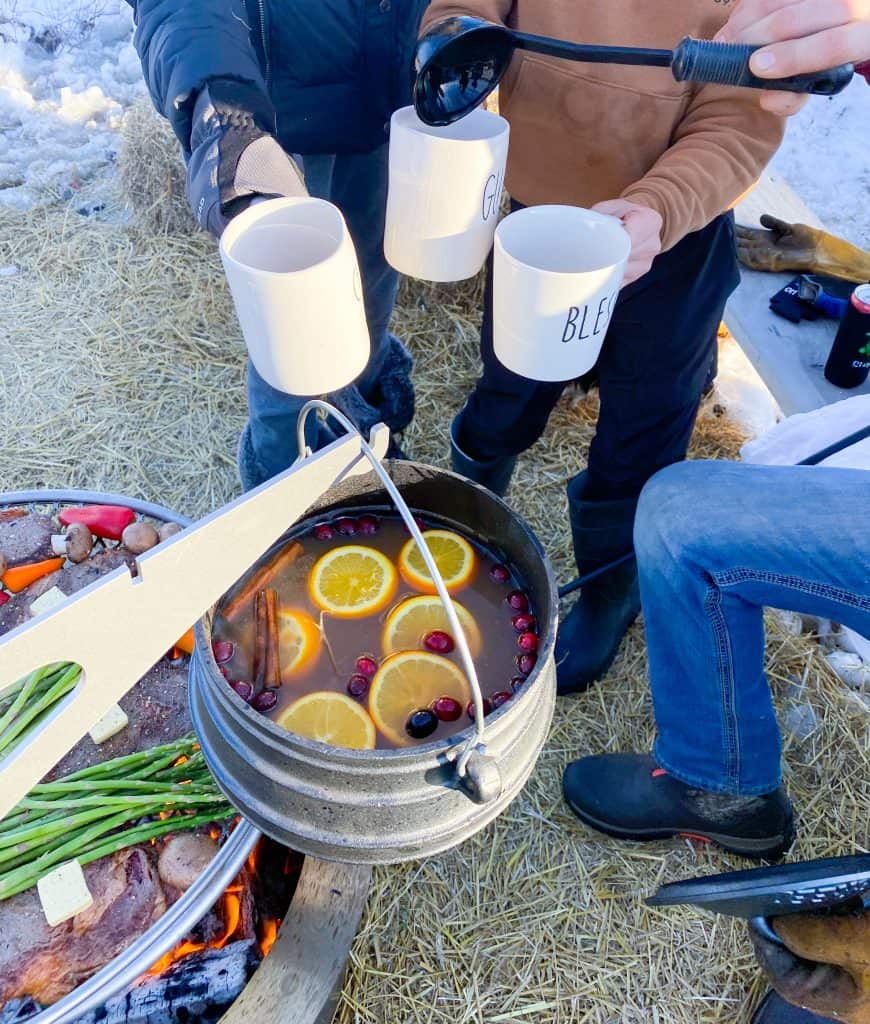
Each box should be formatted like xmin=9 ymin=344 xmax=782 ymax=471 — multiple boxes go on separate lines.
xmin=296 ymin=401 xmax=503 ymax=806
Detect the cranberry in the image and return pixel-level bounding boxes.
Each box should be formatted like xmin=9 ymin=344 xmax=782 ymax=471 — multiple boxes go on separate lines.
xmin=511 ymin=613 xmax=536 ymax=634
xmin=212 ymin=640 xmax=235 ymax=664
xmin=489 ymin=564 xmax=510 ymax=584
xmin=406 ymin=708 xmax=438 ymax=740
xmin=230 ymin=680 xmax=254 ymax=702
xmin=312 ymin=523 xmax=335 ymax=541
xmin=506 ymin=590 xmax=529 ymax=612
xmin=518 ymin=632 xmax=539 ymax=654
xmin=466 ymin=697 xmax=493 ymax=721
xmin=219 ymin=664 xmax=231 ymax=680
xmin=355 ymin=656 xmax=379 ymax=678
xmin=357 ymin=514 xmax=379 ymax=536
xmin=424 ymin=630 xmax=454 ymax=655
xmin=510 ymin=675 xmax=526 ymax=693
xmin=252 ymin=689 xmax=278 ymax=713
xmin=491 ymin=690 xmax=512 ymax=709
xmin=431 ymin=695 xmax=463 ymax=722
xmin=403 ymin=515 xmax=428 ymax=534
xmin=346 ymin=674 xmax=371 ymax=699
xmin=335 ymin=517 xmax=357 ymax=536
xmin=516 ymin=652 xmax=537 ymax=676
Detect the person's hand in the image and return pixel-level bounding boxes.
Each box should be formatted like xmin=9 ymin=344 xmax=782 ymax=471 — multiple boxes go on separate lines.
xmin=591 ymin=200 xmax=663 ymax=286
xmin=185 ymin=79 xmax=307 ymax=238
xmin=716 ymin=0 xmax=870 ymax=117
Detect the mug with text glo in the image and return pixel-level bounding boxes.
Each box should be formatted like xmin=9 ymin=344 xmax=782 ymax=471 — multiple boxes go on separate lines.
xmin=384 ymin=105 xmax=509 ymax=283
xmin=493 ymin=206 xmax=631 ymax=382
xmin=219 ymin=197 xmax=370 ymax=396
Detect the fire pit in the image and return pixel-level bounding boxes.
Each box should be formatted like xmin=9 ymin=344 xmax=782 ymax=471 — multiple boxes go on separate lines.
xmin=0 ymin=491 xmax=370 ymax=1024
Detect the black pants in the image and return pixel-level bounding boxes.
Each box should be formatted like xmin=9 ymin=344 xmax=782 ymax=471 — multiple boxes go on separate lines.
xmin=459 ymin=207 xmax=741 ymax=502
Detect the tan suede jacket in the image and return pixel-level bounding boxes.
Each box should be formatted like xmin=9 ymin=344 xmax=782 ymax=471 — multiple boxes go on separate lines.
xmin=420 ymin=0 xmax=786 ymax=250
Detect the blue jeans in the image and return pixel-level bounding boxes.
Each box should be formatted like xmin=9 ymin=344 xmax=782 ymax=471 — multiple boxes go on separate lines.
xmin=245 ymin=145 xmax=411 ymax=484
xmin=635 ymin=460 xmax=870 ymax=796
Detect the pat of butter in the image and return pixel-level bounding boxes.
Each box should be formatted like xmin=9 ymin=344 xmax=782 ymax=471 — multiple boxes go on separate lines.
xmin=29 ymin=586 xmax=67 ymax=618
xmin=37 ymin=859 xmax=93 ymax=927
xmin=88 ymin=704 xmax=128 ymax=744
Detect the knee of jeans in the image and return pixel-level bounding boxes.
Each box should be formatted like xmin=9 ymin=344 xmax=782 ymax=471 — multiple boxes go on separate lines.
xmin=634 ymin=461 xmax=728 ymax=569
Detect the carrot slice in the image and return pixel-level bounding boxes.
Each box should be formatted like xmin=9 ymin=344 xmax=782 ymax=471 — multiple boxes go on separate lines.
xmin=1 ymin=557 xmax=64 ymax=594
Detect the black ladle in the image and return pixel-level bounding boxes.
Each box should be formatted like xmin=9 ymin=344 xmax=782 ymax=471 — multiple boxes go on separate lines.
xmin=414 ymin=16 xmax=854 ymax=126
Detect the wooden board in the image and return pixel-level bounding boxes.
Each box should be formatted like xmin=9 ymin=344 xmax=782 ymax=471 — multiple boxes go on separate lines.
xmin=727 ymin=171 xmax=870 ymax=415
xmin=221 ymin=858 xmax=372 ymax=1024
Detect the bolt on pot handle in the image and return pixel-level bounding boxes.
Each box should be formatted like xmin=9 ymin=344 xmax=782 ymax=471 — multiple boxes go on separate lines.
xmin=296 ymin=402 xmax=500 ymax=799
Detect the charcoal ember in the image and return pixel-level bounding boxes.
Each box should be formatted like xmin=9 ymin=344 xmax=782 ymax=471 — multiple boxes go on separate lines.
xmin=0 ymin=512 xmax=55 ymax=568
xmin=0 ymin=848 xmax=166 ymax=1006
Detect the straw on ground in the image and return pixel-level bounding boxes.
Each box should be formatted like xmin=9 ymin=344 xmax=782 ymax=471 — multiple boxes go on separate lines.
xmin=0 ymin=109 xmax=866 ymax=1024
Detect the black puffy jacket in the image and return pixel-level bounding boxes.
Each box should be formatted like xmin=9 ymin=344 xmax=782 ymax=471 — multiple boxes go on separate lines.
xmin=131 ymin=0 xmax=429 ymax=156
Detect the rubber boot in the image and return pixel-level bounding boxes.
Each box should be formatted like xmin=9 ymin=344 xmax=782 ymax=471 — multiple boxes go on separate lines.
xmin=751 ymin=991 xmax=838 ymax=1024
xmin=555 ymin=472 xmax=640 ymax=695
xmin=563 ymin=753 xmax=796 ymax=862
xmin=449 ymin=414 xmax=517 ymax=498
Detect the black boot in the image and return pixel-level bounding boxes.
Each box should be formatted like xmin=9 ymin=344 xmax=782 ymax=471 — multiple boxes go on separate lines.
xmin=563 ymin=753 xmax=795 ymax=861
xmin=555 ymin=472 xmax=640 ymax=695
xmin=449 ymin=414 xmax=517 ymax=498
xmin=751 ymin=991 xmax=839 ymax=1024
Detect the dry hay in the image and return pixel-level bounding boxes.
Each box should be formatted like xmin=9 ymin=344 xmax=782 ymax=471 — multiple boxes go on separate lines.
xmin=0 ymin=197 xmax=866 ymax=1024
xmin=119 ymin=99 xmax=196 ymax=236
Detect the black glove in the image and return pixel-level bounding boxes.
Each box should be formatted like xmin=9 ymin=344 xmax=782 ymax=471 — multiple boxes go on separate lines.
xmin=185 ymin=79 xmax=306 ymax=238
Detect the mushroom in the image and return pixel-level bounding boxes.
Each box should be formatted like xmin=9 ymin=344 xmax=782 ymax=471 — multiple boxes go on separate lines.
xmin=157 ymin=521 xmax=183 ymax=543
xmin=157 ymin=833 xmax=219 ymax=891
xmin=121 ymin=521 xmax=159 ymax=554
xmin=50 ymin=522 xmax=93 ymax=564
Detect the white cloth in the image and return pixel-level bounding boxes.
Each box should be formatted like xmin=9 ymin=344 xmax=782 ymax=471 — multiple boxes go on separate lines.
xmin=741 ymin=395 xmax=870 ymax=471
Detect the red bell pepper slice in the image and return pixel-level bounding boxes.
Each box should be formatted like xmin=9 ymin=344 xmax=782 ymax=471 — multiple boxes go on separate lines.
xmin=58 ymin=504 xmax=135 ymax=541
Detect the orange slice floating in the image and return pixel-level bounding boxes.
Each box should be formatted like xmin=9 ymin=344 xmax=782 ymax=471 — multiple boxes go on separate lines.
xmin=277 ymin=608 xmax=321 ymax=680
xmin=382 ymin=594 xmax=482 ymax=658
xmin=368 ymin=651 xmax=471 ymax=747
xmin=308 ymin=545 xmax=398 ymax=619
xmin=398 ymin=530 xmax=476 ymax=595
xmin=275 ymin=691 xmax=376 ymax=750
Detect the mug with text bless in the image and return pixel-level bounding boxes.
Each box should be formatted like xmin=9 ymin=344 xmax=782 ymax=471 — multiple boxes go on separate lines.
xmin=493 ymin=206 xmax=631 ymax=382
xmin=220 ymin=197 xmax=370 ymax=396
xmin=384 ymin=106 xmax=510 ymax=283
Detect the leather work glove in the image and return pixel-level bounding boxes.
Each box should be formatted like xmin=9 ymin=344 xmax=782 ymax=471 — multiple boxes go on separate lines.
xmin=736 ymin=214 xmax=870 ymax=284
xmin=186 ymin=79 xmax=307 ymax=238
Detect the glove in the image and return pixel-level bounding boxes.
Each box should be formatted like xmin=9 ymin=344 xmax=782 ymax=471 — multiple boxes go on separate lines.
xmin=736 ymin=215 xmax=870 ymax=285
xmin=185 ymin=79 xmax=307 ymax=238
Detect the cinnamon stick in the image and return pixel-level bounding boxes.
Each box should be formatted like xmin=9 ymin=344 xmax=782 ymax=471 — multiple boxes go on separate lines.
xmin=263 ymin=589 xmax=281 ymax=689
xmin=252 ymin=591 xmax=268 ymax=692
xmin=222 ymin=541 xmax=303 ymax=620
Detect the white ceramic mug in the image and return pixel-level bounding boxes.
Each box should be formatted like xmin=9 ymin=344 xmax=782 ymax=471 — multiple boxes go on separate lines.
xmin=220 ymin=197 xmax=370 ymax=396
xmin=493 ymin=206 xmax=631 ymax=382
xmin=384 ymin=105 xmax=510 ymax=283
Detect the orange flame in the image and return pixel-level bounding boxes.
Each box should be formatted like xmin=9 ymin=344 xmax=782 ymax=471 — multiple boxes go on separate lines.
xmin=259 ymin=919 xmax=279 ymax=958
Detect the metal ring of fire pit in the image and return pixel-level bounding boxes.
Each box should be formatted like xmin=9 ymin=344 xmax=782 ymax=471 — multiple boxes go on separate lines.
xmin=0 ymin=489 xmax=262 ymax=1024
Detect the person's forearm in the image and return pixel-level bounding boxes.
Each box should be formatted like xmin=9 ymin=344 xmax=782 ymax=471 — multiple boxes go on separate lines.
xmin=133 ymin=0 xmax=269 ymax=150
xmin=620 ymin=86 xmax=784 ymax=252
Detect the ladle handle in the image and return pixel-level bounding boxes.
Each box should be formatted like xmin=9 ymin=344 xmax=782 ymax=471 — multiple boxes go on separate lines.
xmin=671 ymin=37 xmax=854 ymax=95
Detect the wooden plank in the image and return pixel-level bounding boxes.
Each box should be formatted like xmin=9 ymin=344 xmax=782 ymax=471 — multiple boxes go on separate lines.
xmin=727 ymin=171 xmax=870 ymax=415
xmin=221 ymin=858 xmax=372 ymax=1024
